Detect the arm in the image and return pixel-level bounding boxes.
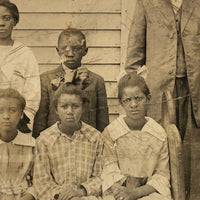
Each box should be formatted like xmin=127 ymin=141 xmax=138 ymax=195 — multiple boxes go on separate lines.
xmin=96 ymin=77 xmax=109 ymax=132
xmin=33 ymin=74 xmax=49 ymax=138
xmin=22 ymin=51 xmax=41 ymax=131
xmin=146 ymin=138 xmax=171 ymax=197
xmin=81 ymin=135 xmax=104 ymax=196
xmin=125 ymin=0 xmax=146 ymax=73
xmin=33 ymin=139 xmax=61 ymax=200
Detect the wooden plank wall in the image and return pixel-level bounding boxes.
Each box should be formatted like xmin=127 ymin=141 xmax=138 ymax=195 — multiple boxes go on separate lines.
xmin=12 ymin=0 xmax=136 ymax=122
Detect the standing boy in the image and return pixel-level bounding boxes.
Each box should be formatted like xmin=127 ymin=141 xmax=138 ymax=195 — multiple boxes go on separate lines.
xmin=33 ymin=28 xmax=109 ymax=138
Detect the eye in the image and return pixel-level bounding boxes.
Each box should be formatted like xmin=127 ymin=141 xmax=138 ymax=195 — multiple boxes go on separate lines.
xmin=72 ymin=104 xmax=80 ymax=109
xmin=3 ymin=15 xmax=12 ymax=21
xmin=122 ymin=98 xmax=132 ymax=104
xmin=73 ymin=46 xmax=83 ymax=52
xmin=9 ymin=108 xmax=17 ymax=113
xmin=61 ymin=105 xmax=68 ymax=109
xmin=135 ymin=96 xmax=144 ymax=101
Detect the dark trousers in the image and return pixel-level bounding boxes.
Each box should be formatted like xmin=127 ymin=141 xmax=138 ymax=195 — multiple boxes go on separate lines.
xmin=174 ymin=77 xmax=200 ymax=200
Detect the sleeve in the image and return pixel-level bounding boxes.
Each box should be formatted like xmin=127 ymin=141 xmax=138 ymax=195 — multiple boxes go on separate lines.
xmin=32 ymin=74 xmax=49 ymax=138
xmin=125 ymin=0 xmax=146 ymax=73
xmin=22 ymin=50 xmax=41 ymax=131
xmin=101 ymin=129 xmax=125 ymax=193
xmin=96 ymin=77 xmax=109 ymax=132
xmin=33 ymin=139 xmax=62 ymax=200
xmin=81 ymin=135 xmax=104 ymax=196
xmin=147 ymin=139 xmax=171 ymax=197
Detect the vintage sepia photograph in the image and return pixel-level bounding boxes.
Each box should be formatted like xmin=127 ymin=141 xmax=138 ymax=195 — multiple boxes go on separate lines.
xmin=0 ymin=0 xmax=199 ymax=199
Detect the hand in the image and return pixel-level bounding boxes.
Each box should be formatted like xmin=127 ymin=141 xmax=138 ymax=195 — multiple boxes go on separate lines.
xmin=112 ymin=186 xmax=137 ymax=200
xmin=58 ymin=185 xmax=86 ymax=200
xmin=19 ymin=193 xmax=35 ymax=200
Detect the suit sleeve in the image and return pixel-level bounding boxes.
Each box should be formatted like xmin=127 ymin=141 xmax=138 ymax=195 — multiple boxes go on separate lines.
xmin=96 ymin=77 xmax=109 ymax=132
xmin=33 ymin=74 xmax=49 ymax=138
xmin=125 ymin=0 xmax=146 ymax=73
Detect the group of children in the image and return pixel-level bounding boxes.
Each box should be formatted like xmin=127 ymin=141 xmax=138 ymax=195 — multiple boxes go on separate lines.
xmin=0 ymin=1 xmax=172 ymax=200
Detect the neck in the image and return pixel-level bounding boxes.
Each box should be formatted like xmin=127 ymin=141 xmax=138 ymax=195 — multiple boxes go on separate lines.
xmin=59 ymin=122 xmax=81 ymax=137
xmin=0 ymin=37 xmax=14 ymax=46
xmin=0 ymin=129 xmax=18 ymax=142
xmin=124 ymin=116 xmax=147 ymax=130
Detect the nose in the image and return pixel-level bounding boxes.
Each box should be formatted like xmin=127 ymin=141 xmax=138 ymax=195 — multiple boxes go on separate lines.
xmin=0 ymin=18 xmax=5 ymax=26
xmin=129 ymin=99 xmax=138 ymax=108
xmin=3 ymin=111 xmax=10 ymax=119
xmin=66 ymin=106 xmax=73 ymax=114
xmin=66 ymin=47 xmax=74 ymax=57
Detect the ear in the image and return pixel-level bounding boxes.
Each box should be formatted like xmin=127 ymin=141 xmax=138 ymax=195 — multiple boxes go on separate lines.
xmin=20 ymin=112 xmax=24 ymax=119
xmin=82 ymin=47 xmax=88 ymax=56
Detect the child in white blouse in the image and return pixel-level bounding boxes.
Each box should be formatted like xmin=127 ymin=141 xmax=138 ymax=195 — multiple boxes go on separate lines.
xmin=0 ymin=88 xmax=36 ymax=200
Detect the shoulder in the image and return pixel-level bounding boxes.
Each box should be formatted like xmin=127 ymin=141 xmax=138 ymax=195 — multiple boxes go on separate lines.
xmin=13 ymin=131 xmax=35 ymax=147
xmin=36 ymin=123 xmax=60 ymax=147
xmin=81 ymin=122 xmax=102 ymax=143
xmin=88 ymin=70 xmax=105 ymax=83
xmin=142 ymin=117 xmax=167 ymax=142
xmin=103 ymin=116 xmax=129 ymax=141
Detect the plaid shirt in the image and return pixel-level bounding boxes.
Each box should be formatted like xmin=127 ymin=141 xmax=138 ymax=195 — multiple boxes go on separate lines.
xmin=0 ymin=131 xmax=35 ymax=199
xmin=33 ymin=122 xmax=103 ymax=200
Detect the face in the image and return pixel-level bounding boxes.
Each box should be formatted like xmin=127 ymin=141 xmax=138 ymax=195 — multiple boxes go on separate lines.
xmin=121 ymin=86 xmax=148 ymax=121
xmin=0 ymin=6 xmax=15 ymax=41
xmin=0 ymin=98 xmax=22 ymax=135
xmin=57 ymin=34 xmax=87 ymax=69
xmin=56 ymin=94 xmax=83 ymax=127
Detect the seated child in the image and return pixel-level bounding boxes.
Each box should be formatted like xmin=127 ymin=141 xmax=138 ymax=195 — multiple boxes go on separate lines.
xmin=0 ymin=88 xmax=35 ymax=200
xmin=33 ymin=28 xmax=109 ymax=138
xmin=101 ymin=73 xmax=171 ymax=200
xmin=33 ymin=83 xmax=103 ymax=200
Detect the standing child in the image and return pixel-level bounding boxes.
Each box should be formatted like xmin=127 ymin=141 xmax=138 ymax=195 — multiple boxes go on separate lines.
xmin=0 ymin=88 xmax=36 ymax=200
xmin=34 ymin=83 xmax=103 ymax=200
xmin=102 ymin=73 xmax=171 ymax=200
xmin=33 ymin=28 xmax=109 ymax=138
xmin=0 ymin=0 xmax=41 ymax=131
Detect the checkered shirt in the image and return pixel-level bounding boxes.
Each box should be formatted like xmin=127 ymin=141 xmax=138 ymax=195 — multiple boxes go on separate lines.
xmin=33 ymin=122 xmax=103 ymax=200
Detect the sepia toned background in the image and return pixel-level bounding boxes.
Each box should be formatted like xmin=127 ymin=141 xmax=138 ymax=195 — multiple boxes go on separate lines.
xmin=12 ymin=0 xmax=136 ymax=122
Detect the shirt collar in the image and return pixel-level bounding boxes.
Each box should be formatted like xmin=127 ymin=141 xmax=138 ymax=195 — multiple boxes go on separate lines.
xmin=46 ymin=121 xmax=99 ymax=146
xmin=108 ymin=115 xmax=166 ymax=142
xmin=0 ymin=131 xmax=35 ymax=147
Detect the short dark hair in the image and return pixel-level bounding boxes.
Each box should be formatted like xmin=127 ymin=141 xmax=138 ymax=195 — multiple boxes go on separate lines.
xmin=0 ymin=88 xmax=26 ymax=110
xmin=118 ymin=72 xmax=151 ymax=102
xmin=53 ymin=83 xmax=89 ymax=109
xmin=0 ymin=0 xmax=19 ymax=25
xmin=58 ymin=28 xmax=86 ymax=47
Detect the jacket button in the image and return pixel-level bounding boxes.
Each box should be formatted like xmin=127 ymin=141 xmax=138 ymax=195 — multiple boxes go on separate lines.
xmin=168 ymin=70 xmax=174 ymax=74
xmin=169 ymin=32 xmax=174 ymax=39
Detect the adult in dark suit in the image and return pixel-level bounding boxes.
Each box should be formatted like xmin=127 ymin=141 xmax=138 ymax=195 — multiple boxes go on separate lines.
xmin=125 ymin=0 xmax=200 ymax=199
xmin=33 ymin=28 xmax=109 ymax=138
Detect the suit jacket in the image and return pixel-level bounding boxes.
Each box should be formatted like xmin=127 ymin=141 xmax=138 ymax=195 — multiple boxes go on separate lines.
xmin=125 ymin=0 xmax=200 ymax=126
xmin=33 ymin=65 xmax=109 ymax=138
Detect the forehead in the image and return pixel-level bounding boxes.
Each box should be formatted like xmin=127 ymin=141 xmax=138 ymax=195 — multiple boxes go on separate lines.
xmin=57 ymin=93 xmax=82 ymax=104
xmin=58 ymin=33 xmax=84 ymax=47
xmin=0 ymin=6 xmax=12 ymax=16
xmin=0 ymin=97 xmax=20 ymax=107
xmin=122 ymin=86 xmax=145 ymax=97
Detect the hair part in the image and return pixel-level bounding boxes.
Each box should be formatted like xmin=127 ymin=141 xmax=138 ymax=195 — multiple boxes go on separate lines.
xmin=53 ymin=83 xmax=89 ymax=109
xmin=0 ymin=0 xmax=19 ymax=25
xmin=118 ymin=72 xmax=151 ymax=102
xmin=58 ymin=28 xmax=86 ymax=47
xmin=0 ymin=88 xmax=26 ymax=110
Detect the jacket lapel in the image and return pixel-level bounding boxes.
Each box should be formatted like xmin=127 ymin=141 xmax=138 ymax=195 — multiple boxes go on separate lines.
xmin=181 ymin=0 xmax=195 ymax=33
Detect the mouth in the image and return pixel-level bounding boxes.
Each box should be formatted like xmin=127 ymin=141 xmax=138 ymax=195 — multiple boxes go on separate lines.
xmin=0 ymin=29 xmax=6 ymax=33
xmin=1 ymin=122 xmax=12 ymax=126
